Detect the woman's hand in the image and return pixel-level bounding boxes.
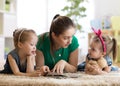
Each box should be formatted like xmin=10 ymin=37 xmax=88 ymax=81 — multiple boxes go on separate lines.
xmin=52 ymin=60 xmax=67 ymax=74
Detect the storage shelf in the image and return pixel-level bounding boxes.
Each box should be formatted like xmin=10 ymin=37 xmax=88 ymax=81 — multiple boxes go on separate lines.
xmin=0 ymin=0 xmax=17 ymax=61
xmin=0 ymin=10 xmax=16 ymax=15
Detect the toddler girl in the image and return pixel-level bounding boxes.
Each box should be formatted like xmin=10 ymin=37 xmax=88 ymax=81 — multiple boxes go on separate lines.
xmin=78 ymin=29 xmax=118 ymax=74
xmin=0 ymin=28 xmax=49 ymax=76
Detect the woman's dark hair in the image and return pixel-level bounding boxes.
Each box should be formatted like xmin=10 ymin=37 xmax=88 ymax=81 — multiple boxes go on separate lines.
xmin=49 ymin=14 xmax=75 ymax=36
xmin=49 ymin=14 xmax=75 ymax=55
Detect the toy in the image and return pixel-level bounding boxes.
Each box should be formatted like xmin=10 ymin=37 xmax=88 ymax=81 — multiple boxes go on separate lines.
xmin=85 ymin=54 xmax=108 ymax=75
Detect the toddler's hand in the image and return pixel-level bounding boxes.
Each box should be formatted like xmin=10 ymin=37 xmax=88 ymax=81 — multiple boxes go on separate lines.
xmin=30 ymin=70 xmax=41 ymax=77
xmin=27 ymin=51 xmax=36 ymax=59
xmin=32 ymin=51 xmax=36 ymax=57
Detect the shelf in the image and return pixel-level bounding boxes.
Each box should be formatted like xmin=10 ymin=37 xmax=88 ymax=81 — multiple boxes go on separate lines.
xmin=0 ymin=37 xmax=5 ymax=60
xmin=0 ymin=12 xmax=17 ymax=37
xmin=0 ymin=0 xmax=17 ymax=61
xmin=0 ymin=10 xmax=16 ymax=15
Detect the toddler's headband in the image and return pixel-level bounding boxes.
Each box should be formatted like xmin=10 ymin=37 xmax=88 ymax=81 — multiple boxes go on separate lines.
xmin=91 ymin=27 xmax=106 ymax=53
xmin=18 ymin=29 xmax=25 ymax=42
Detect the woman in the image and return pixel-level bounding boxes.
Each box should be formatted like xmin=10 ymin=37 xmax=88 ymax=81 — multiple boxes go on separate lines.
xmin=36 ymin=14 xmax=79 ymax=74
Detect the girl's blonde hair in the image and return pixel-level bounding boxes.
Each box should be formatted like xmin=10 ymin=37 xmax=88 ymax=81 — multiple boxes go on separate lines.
xmin=91 ymin=34 xmax=117 ymax=61
xmin=13 ymin=28 xmax=36 ymax=48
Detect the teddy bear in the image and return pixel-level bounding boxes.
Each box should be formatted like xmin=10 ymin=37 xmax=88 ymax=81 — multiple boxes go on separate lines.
xmin=85 ymin=56 xmax=108 ymax=75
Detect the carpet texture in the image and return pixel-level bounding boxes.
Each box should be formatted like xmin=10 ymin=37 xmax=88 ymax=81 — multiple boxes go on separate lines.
xmin=0 ymin=71 xmax=120 ymax=86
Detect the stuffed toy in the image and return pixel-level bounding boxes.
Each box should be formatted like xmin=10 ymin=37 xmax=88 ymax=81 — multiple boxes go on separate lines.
xmin=85 ymin=56 xmax=108 ymax=75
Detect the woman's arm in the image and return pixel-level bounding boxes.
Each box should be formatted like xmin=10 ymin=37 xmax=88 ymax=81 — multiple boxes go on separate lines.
xmin=64 ymin=48 xmax=79 ymax=72
xmin=52 ymin=48 xmax=79 ymax=74
xmin=35 ymin=49 xmax=50 ymax=75
xmin=35 ymin=49 xmax=45 ymax=69
xmin=8 ymin=55 xmax=41 ymax=77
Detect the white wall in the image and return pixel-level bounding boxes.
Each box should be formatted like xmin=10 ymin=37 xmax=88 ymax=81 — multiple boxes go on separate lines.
xmin=47 ymin=0 xmax=66 ymax=31
xmin=15 ymin=0 xmax=94 ymax=63
xmin=17 ymin=0 xmax=120 ymax=33
xmin=16 ymin=0 xmax=120 ymax=63
xmin=17 ymin=0 xmax=48 ymax=35
xmin=94 ymin=0 xmax=120 ymax=18
xmin=17 ymin=0 xmax=67 ymax=34
xmin=77 ymin=0 xmax=120 ymax=63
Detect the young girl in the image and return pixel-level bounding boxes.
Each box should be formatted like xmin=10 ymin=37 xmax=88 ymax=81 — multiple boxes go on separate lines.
xmin=0 ymin=28 xmax=49 ymax=76
xmin=78 ymin=29 xmax=118 ymax=74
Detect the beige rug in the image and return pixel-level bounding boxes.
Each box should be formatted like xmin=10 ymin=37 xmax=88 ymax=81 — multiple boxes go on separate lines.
xmin=0 ymin=71 xmax=120 ymax=86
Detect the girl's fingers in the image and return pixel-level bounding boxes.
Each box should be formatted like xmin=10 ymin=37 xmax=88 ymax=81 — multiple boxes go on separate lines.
xmin=33 ymin=71 xmax=41 ymax=77
xmin=36 ymin=71 xmax=42 ymax=74
xmin=36 ymin=70 xmax=41 ymax=72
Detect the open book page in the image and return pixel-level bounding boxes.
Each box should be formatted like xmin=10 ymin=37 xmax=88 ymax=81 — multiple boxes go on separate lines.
xmin=46 ymin=72 xmax=79 ymax=78
xmin=46 ymin=72 xmax=65 ymax=76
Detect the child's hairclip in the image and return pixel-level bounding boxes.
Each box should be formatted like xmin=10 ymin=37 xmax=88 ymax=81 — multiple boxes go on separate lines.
xmin=18 ymin=29 xmax=25 ymax=42
xmin=108 ymin=35 xmax=113 ymax=40
xmin=91 ymin=27 xmax=106 ymax=53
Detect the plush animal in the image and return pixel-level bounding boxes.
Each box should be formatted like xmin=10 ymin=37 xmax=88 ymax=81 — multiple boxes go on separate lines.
xmin=85 ymin=57 xmax=108 ymax=75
